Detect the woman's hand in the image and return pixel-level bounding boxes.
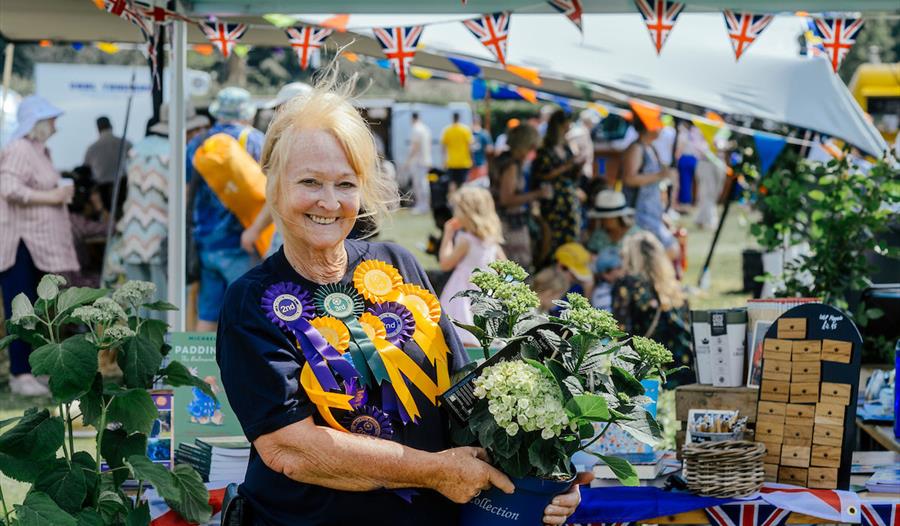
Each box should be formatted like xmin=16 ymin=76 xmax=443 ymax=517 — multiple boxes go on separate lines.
xmin=542 ymin=471 xmax=594 ymax=525
xmin=443 ymin=217 xmax=461 ymax=236
xmin=52 ymin=185 xmax=75 ymax=205
xmin=433 ymin=447 xmax=515 ymax=503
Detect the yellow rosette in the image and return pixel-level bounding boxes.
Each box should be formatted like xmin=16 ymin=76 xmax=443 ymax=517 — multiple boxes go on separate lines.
xmin=299 ymin=363 xmax=354 ymax=432
xmin=310 ymin=316 xmax=351 ymax=353
xmin=359 ymin=312 xmax=387 ymax=341
xmin=360 ymin=314 xmax=438 ymax=422
xmin=353 ymin=260 xmax=403 ymax=303
xmin=394 ymin=284 xmax=451 ymax=393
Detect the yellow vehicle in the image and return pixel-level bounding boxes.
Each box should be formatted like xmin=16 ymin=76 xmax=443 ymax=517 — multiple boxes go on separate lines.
xmin=848 ymin=63 xmax=900 ymax=146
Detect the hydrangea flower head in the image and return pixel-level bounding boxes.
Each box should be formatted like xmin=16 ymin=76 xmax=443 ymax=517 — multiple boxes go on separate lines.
xmin=563 ymin=293 xmax=619 ymax=337
xmin=473 ymin=361 xmax=569 ymax=439
xmin=113 ymin=280 xmax=157 ymax=307
xmin=632 ymin=336 xmax=673 ymax=367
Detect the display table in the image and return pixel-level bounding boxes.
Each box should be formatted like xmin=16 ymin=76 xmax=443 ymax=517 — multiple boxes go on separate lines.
xmin=572 ymin=452 xmax=900 ymax=525
xmin=856 ymin=419 xmax=900 ymax=454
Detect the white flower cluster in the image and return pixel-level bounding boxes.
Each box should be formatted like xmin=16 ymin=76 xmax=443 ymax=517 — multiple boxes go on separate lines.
xmin=112 ymin=280 xmax=157 ymax=307
xmin=473 ymin=361 xmax=569 ymax=439
xmin=104 ymin=324 xmax=135 ymax=341
xmin=73 ymin=297 xmax=128 ymax=325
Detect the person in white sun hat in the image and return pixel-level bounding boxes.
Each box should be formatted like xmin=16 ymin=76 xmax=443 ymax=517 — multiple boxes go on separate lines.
xmin=0 ymin=95 xmax=79 ymax=397
xmin=584 ymin=189 xmax=641 ymax=256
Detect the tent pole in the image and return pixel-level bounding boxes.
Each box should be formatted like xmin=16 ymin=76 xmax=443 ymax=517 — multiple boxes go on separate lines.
xmin=0 ymin=43 xmax=14 ymax=142
xmin=168 ymin=17 xmax=187 ymax=331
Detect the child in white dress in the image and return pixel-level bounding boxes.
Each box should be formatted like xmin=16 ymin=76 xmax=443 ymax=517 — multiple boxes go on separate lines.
xmin=438 ymin=187 xmax=505 ymax=347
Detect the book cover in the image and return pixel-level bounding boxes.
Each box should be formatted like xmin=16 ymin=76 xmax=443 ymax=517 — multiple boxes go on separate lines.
xmin=585 ymin=379 xmax=660 ymax=456
xmin=169 ymin=332 xmax=244 ymax=449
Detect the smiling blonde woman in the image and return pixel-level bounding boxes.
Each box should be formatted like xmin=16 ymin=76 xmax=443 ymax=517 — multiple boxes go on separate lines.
xmin=215 ymin=65 xmax=583 ymax=526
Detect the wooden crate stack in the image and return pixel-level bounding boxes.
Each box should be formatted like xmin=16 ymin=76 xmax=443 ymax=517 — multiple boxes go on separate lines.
xmin=757 ymin=317 xmax=852 ymax=489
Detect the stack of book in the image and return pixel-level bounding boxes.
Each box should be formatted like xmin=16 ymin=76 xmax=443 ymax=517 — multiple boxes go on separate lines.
xmin=175 ymin=436 xmax=250 ymax=483
xmin=867 ymin=466 xmax=900 ymax=493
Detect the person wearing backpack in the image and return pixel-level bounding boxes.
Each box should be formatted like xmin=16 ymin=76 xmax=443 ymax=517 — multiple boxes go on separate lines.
xmin=186 ymin=87 xmax=266 ymax=331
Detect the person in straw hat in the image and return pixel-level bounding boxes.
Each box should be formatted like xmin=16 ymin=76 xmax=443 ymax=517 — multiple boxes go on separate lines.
xmin=584 ymin=189 xmax=641 ymax=256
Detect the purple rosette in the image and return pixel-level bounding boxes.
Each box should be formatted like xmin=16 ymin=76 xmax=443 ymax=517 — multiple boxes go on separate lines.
xmin=368 ymin=302 xmax=415 ymax=346
xmin=344 ymin=376 xmax=367 ymax=408
xmin=261 ymin=282 xmax=361 ymax=392
xmin=341 ymin=405 xmax=394 ymax=440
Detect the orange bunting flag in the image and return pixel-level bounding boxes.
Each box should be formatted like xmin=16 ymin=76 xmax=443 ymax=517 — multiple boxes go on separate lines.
xmin=192 ymin=44 xmax=214 ymax=56
xmin=321 ymin=14 xmax=350 ymax=32
xmin=515 ymin=87 xmax=538 ymax=104
xmin=629 ymin=99 xmax=663 ymax=131
xmin=341 ymin=51 xmax=359 ymax=62
xmin=505 ymin=64 xmax=542 ymax=86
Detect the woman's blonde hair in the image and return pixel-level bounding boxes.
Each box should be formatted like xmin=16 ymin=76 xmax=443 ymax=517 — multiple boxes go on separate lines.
xmin=260 ymin=60 xmax=399 ymax=239
xmin=450 ymin=186 xmax=503 ymax=244
xmin=621 ymin=231 xmax=685 ymax=310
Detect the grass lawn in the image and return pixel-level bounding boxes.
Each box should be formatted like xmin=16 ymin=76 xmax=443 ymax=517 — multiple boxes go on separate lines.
xmin=0 ymin=203 xmax=758 ymax=507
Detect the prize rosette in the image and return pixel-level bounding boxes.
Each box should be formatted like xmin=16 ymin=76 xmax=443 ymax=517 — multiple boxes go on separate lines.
xmin=341 ymin=405 xmax=394 ymax=440
xmin=261 ymin=281 xmax=314 ymax=330
xmin=358 ymin=312 xmax=387 ymax=341
xmin=314 ymin=283 xmax=365 ymax=320
xmin=395 ymin=284 xmax=442 ymax=323
xmin=368 ymin=302 xmax=415 ymax=347
xmin=261 ymin=282 xmax=364 ymax=432
xmin=353 ymin=260 xmax=402 ymax=302
xmin=309 ymin=316 xmax=351 ymax=353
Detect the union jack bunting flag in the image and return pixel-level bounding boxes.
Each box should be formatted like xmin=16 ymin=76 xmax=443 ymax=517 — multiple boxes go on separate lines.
xmin=133 ymin=2 xmax=189 ymax=24
xmin=722 ymin=10 xmax=773 ymax=60
xmin=862 ymin=503 xmax=900 ymax=526
xmin=462 ymin=12 xmax=511 ymax=66
xmin=547 ymin=0 xmax=584 ymax=33
xmin=813 ymin=16 xmax=865 ymax=72
xmin=285 ymin=26 xmax=333 ymax=70
xmin=634 ymin=0 xmax=684 ymax=54
xmin=199 ymin=22 xmax=248 ymax=59
xmin=705 ymin=502 xmax=792 ymax=526
xmin=101 ymin=0 xmax=151 ymax=40
xmin=372 ymin=26 xmax=425 ymax=88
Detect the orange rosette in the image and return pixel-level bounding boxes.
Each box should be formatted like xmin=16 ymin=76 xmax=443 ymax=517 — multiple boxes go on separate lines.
xmin=358 ymin=312 xmax=388 ymax=341
xmin=353 ymin=260 xmax=402 ymax=302
xmin=309 ymin=316 xmax=351 ymax=353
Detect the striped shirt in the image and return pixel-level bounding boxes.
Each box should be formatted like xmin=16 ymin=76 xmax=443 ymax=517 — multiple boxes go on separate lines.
xmin=118 ymin=135 xmax=169 ymax=264
xmin=0 ymin=138 xmax=79 ymax=273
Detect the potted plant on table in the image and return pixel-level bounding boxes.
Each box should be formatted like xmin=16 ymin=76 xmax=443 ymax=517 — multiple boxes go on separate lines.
xmin=445 ymin=262 xmax=674 ymax=525
xmin=0 ymin=276 xmax=214 ymax=526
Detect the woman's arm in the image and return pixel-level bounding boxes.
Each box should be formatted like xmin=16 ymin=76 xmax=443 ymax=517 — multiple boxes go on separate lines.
xmin=254 ymin=416 xmax=514 ymax=503
xmin=621 ymin=144 xmax=668 ymax=188
xmin=0 ymin=149 xmax=72 ymax=205
xmin=497 ymin=165 xmax=546 ymax=208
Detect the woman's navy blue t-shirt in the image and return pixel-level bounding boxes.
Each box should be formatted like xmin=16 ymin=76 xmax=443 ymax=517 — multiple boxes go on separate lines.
xmin=216 ymin=240 xmax=470 ymax=526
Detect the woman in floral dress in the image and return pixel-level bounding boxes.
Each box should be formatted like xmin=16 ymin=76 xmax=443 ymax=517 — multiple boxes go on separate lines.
xmin=533 ymin=110 xmax=583 ymax=266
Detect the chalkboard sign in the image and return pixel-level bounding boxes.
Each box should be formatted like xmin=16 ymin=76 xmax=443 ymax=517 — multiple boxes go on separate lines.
xmin=756 ymin=303 xmax=862 ymax=490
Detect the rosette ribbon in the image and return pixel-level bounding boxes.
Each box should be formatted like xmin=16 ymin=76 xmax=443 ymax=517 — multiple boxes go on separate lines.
xmin=313 ymin=283 xmax=389 ymax=388
xmin=353 ymin=260 xmax=452 ymax=394
xmin=359 ymin=313 xmax=438 ymax=424
xmin=262 ymin=282 xmax=363 ymax=432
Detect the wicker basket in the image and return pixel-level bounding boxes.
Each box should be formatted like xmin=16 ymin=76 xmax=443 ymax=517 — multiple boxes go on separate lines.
xmin=682 ymin=440 xmax=765 ymax=498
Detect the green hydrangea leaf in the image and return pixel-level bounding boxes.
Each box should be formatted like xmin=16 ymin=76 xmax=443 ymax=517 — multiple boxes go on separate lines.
xmin=78 ymin=375 xmax=104 ymax=428
xmin=75 ymin=509 xmax=105 ymax=526
xmin=170 ymin=464 xmax=213 ymax=524
xmin=141 ymin=301 xmax=178 ymax=311
xmin=100 ymin=429 xmax=147 ymax=486
xmin=0 ymin=408 xmax=64 ymax=460
xmin=34 ymin=458 xmax=88 ymax=514
xmin=14 ymin=491 xmax=77 ymax=526
xmin=118 ymin=334 xmax=163 ymax=389
xmin=594 ymin=454 xmax=638 ymax=486
xmin=127 ymin=455 xmax=181 ymax=504
xmin=125 ymin=503 xmax=151 ymax=526
xmin=159 ymin=361 xmax=216 ymax=401
xmin=29 ymin=335 xmax=98 ymax=402
xmin=57 ymin=288 xmax=109 ymax=317
xmin=565 ymin=394 xmax=610 ymax=421
xmin=108 ymin=389 xmax=158 ymax=435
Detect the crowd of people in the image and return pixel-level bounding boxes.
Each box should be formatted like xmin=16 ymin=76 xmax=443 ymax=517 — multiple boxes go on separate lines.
xmin=420 ymin=104 xmax=713 ymax=388
xmin=0 ymin=80 xmax=717 ymax=396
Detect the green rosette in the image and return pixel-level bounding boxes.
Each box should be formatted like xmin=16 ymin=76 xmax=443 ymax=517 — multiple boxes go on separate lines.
xmin=314 ymin=284 xmax=388 ymax=388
